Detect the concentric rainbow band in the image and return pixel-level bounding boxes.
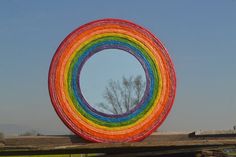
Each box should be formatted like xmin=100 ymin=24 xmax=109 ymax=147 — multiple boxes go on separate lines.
xmin=48 ymin=19 xmax=176 ymax=142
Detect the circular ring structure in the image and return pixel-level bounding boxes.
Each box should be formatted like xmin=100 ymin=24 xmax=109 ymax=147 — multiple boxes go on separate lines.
xmin=48 ymin=18 xmax=176 ymax=142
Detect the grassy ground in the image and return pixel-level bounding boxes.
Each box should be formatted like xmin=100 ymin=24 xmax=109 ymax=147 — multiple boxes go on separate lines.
xmin=224 ymin=148 xmax=236 ymax=156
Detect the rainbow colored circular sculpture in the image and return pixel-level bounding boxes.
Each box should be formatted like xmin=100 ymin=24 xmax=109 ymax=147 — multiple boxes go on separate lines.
xmin=48 ymin=18 xmax=176 ymax=142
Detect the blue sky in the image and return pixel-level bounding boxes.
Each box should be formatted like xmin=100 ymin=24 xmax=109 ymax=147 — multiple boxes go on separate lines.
xmin=80 ymin=49 xmax=146 ymax=113
xmin=0 ymin=0 xmax=236 ymax=134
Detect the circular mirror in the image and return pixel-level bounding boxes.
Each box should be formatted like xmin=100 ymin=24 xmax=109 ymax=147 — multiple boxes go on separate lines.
xmin=80 ymin=49 xmax=146 ymax=115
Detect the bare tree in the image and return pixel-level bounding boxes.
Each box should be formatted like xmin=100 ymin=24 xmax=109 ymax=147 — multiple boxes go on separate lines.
xmin=0 ymin=132 xmax=4 ymax=140
xmin=19 ymin=130 xmax=42 ymax=136
xmin=98 ymin=75 xmax=145 ymax=114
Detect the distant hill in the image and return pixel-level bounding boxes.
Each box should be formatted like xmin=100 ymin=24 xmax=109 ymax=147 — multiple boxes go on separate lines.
xmin=0 ymin=124 xmax=35 ymax=136
xmin=0 ymin=124 xmax=71 ymax=136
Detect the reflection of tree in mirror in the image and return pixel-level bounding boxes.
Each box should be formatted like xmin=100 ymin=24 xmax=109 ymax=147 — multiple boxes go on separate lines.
xmin=97 ymin=75 xmax=146 ymax=115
